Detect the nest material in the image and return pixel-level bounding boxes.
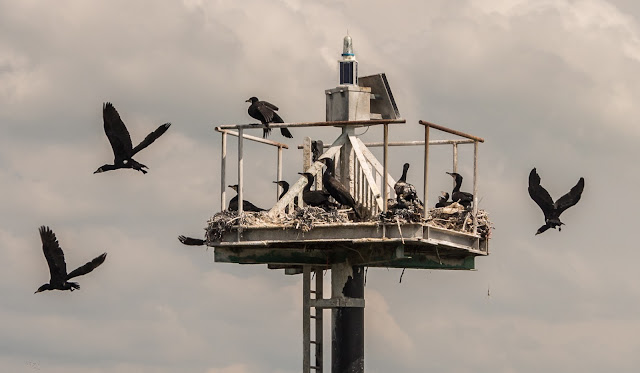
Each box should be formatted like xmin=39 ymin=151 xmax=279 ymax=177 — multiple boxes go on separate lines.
xmin=206 ymin=207 xmax=351 ymax=242
xmin=425 ymin=202 xmax=493 ymax=238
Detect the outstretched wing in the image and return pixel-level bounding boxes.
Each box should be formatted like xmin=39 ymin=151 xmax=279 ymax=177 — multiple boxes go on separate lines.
xmin=178 ymin=235 xmax=205 ymax=246
xmin=262 ymin=101 xmax=279 ymax=111
xmin=103 ymin=103 xmax=133 ymax=160
xmin=554 ymin=177 xmax=585 ymax=216
xmin=256 ymin=102 xmax=276 ymax=123
xmin=131 ymin=123 xmax=171 ymax=156
xmin=66 ymin=253 xmax=107 ymax=280
xmin=39 ymin=226 xmax=67 ymax=282
xmin=528 ymin=168 xmax=554 ymax=214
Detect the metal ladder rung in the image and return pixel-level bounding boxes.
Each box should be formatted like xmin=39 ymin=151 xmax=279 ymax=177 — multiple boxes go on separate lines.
xmin=310 ymin=340 xmax=319 ymax=344
xmin=311 ymin=366 xmax=321 ymax=370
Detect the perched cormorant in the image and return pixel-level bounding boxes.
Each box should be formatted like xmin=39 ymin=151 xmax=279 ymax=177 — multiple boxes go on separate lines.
xmin=435 ymin=192 xmax=452 ymax=208
xmin=320 ymin=158 xmax=362 ymax=219
xmin=394 ymin=163 xmax=419 ymax=203
xmin=228 ymin=184 xmax=266 ymax=212
xmin=178 ymin=235 xmax=205 ymax=246
xmin=273 ymin=180 xmax=290 ymax=200
xmin=298 ymin=172 xmax=333 ymax=208
xmin=274 ymin=180 xmax=298 ymax=213
xmin=35 ymin=226 xmax=107 ymax=293
xmin=94 ymin=102 xmax=171 ymax=174
xmin=246 ymin=97 xmax=293 ymax=139
xmin=528 ymin=168 xmax=584 ymax=235
xmin=311 ymin=140 xmax=324 ymax=162
xmin=446 ymin=172 xmax=473 ymax=208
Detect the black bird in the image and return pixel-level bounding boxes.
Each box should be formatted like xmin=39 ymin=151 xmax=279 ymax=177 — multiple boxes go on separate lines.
xmin=435 ymin=192 xmax=452 ymax=208
xmin=298 ymin=172 xmax=334 ymax=208
xmin=228 ymin=184 xmax=266 ymax=212
xmin=528 ymin=168 xmax=584 ymax=235
xmin=274 ymin=180 xmax=298 ymax=213
xmin=246 ymin=97 xmax=293 ymax=139
xmin=446 ymin=172 xmax=473 ymax=208
xmin=394 ymin=163 xmax=418 ymax=203
xmin=94 ymin=102 xmax=171 ymax=174
xmin=273 ymin=180 xmax=290 ymax=200
xmin=321 ymin=158 xmax=361 ymax=219
xmin=311 ymin=140 xmax=324 ymax=162
xmin=178 ymin=235 xmax=205 ymax=246
xmin=35 ymin=226 xmax=107 ymax=293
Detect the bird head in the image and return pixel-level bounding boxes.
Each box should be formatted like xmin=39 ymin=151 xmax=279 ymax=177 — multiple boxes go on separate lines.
xmin=245 ymin=97 xmax=259 ymax=103
xmin=298 ymin=172 xmax=313 ymax=182
xmin=228 ymin=184 xmax=239 ymax=192
xmin=446 ymin=172 xmax=462 ymax=182
xmin=34 ymin=284 xmax=50 ymax=294
xmin=93 ymin=166 xmax=107 ymax=174
xmin=273 ymin=180 xmax=288 ymax=187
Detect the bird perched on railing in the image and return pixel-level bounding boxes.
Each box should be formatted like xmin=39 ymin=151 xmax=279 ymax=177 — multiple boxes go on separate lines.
xmin=528 ymin=168 xmax=584 ymax=235
xmin=94 ymin=102 xmax=171 ymax=174
xmin=228 ymin=184 xmax=266 ymax=212
xmin=320 ymin=158 xmax=362 ymax=219
xmin=35 ymin=226 xmax=107 ymax=293
xmin=298 ymin=172 xmax=334 ymax=209
xmin=246 ymin=97 xmax=293 ymax=139
xmin=446 ymin=172 xmax=473 ymax=208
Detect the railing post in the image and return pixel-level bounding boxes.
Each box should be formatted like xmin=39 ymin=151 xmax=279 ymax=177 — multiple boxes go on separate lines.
xmin=237 ymin=128 xmax=244 ymax=215
xmin=383 ymin=123 xmax=389 ymax=212
xmin=221 ymin=131 xmax=227 ymax=211
xmin=473 ymin=141 xmax=478 ymax=235
xmin=423 ymin=124 xmax=430 ymax=214
xmin=277 ymin=146 xmax=283 ymax=201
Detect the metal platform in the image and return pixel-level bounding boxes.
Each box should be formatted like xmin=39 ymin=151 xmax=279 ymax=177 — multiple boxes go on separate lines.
xmin=211 ymin=221 xmax=488 ymax=270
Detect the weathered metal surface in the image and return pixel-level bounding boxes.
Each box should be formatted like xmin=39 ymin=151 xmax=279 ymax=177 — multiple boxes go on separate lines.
xmin=419 ymin=120 xmax=485 ymax=143
xmin=217 ymin=119 xmax=405 ymax=131
xmin=211 ymin=222 xmax=487 ymax=269
xmin=358 ymin=73 xmax=400 ymax=120
xmin=215 ymin=128 xmax=289 ymax=148
xmin=326 ymin=86 xmax=371 ymax=121
xmin=331 ymin=262 xmax=364 ymax=373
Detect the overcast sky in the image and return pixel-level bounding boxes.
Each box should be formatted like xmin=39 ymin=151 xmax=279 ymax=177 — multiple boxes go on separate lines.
xmin=2 ymin=0 xmax=640 ymax=372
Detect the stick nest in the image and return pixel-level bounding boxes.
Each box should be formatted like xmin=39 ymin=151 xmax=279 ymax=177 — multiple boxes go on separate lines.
xmin=424 ymin=203 xmax=493 ymax=238
xmin=206 ymin=207 xmax=351 ymax=242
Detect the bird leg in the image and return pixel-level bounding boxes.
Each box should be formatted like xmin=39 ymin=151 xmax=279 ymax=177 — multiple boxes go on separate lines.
xmin=68 ymin=282 xmax=80 ymax=291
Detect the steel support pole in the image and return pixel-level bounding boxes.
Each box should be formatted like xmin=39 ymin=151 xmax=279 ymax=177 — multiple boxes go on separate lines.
xmin=221 ymin=132 xmax=227 ymax=211
xmin=237 ymin=128 xmax=244 ymax=215
xmin=423 ymin=125 xmax=430 ymax=213
xmin=331 ymin=262 xmax=364 ymax=373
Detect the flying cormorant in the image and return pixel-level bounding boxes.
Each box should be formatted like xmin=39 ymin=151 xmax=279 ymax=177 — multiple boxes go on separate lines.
xmin=435 ymin=192 xmax=453 ymax=208
xmin=446 ymin=172 xmax=473 ymax=208
xmin=94 ymin=102 xmax=171 ymax=174
xmin=528 ymin=168 xmax=584 ymax=235
xmin=178 ymin=235 xmax=205 ymax=246
xmin=246 ymin=97 xmax=293 ymax=139
xmin=320 ymin=158 xmax=362 ymax=219
xmin=35 ymin=226 xmax=107 ymax=293
xmin=298 ymin=172 xmax=334 ymax=208
xmin=228 ymin=184 xmax=266 ymax=212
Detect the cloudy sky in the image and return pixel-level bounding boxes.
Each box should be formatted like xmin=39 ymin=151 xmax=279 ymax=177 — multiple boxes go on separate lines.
xmin=2 ymin=0 xmax=640 ymax=372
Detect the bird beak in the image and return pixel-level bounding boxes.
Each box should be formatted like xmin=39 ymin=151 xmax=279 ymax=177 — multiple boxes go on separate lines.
xmin=245 ymin=99 xmax=251 ymax=102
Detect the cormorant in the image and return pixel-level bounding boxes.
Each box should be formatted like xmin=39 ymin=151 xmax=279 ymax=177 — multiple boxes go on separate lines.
xmin=246 ymin=97 xmax=293 ymax=139
xmin=311 ymin=140 xmax=324 ymax=162
xmin=35 ymin=226 xmax=107 ymax=293
xmin=178 ymin=235 xmax=205 ymax=246
xmin=446 ymin=172 xmax=473 ymax=208
xmin=298 ymin=172 xmax=333 ymax=208
xmin=435 ymin=192 xmax=452 ymax=208
xmin=528 ymin=168 xmax=584 ymax=235
xmin=228 ymin=184 xmax=266 ymax=212
xmin=394 ymin=163 xmax=419 ymax=203
xmin=94 ymin=102 xmax=171 ymax=174
xmin=273 ymin=180 xmax=290 ymax=200
xmin=320 ymin=158 xmax=362 ymax=219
